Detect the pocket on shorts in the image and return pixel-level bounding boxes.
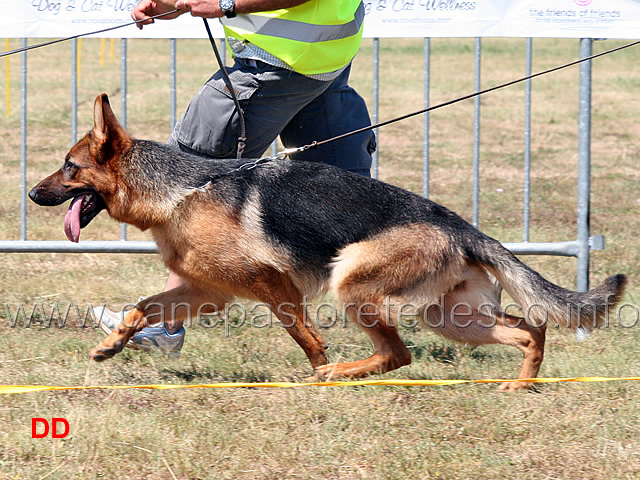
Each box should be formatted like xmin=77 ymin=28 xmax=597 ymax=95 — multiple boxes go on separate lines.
xmin=174 ymin=69 xmax=259 ymax=158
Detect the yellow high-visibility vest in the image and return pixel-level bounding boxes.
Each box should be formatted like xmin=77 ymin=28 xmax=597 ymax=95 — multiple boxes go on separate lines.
xmin=221 ymin=0 xmax=365 ymax=75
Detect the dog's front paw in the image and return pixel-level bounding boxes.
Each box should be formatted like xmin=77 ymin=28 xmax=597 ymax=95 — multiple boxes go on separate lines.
xmin=89 ymin=340 xmax=124 ymax=362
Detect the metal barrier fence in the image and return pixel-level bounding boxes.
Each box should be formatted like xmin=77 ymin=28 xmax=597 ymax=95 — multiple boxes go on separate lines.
xmin=0 ymin=37 xmax=603 ymax=291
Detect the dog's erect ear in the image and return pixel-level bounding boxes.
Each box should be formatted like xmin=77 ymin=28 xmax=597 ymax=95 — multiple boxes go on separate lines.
xmin=90 ymin=93 xmax=132 ymax=164
xmin=92 ymin=93 xmax=121 ymax=144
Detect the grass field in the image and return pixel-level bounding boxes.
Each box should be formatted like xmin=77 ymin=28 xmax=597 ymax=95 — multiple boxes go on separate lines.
xmin=0 ymin=36 xmax=639 ymax=479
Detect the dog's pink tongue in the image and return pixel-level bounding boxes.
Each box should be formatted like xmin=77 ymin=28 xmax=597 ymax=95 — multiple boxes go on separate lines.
xmin=64 ymin=195 xmax=85 ymax=243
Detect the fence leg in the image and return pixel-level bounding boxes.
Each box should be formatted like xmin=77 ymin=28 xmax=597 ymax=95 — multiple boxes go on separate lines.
xmin=120 ymin=38 xmax=128 ymax=241
xmin=372 ymin=38 xmax=379 ymax=180
xmin=576 ymin=38 xmax=593 ymax=292
xmin=20 ymin=38 xmax=27 ymax=241
xmin=472 ymin=37 xmax=481 ymax=228
xmin=423 ymin=37 xmax=430 ymax=199
xmin=71 ymin=39 xmax=78 ymax=145
xmin=523 ymin=38 xmax=532 ymax=243
xmin=170 ymin=38 xmax=177 ymax=131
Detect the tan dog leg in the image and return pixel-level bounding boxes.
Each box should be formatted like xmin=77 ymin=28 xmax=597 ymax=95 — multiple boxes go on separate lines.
xmin=428 ymin=304 xmax=547 ymax=392
xmin=493 ymin=312 xmax=546 ymax=391
xmin=89 ymin=285 xmax=226 ymax=361
xmin=313 ymin=304 xmax=411 ymax=380
xmin=251 ymin=270 xmax=328 ymax=369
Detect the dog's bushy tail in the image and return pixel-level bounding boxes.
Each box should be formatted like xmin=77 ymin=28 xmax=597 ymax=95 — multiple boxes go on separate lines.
xmin=470 ymin=237 xmax=627 ymax=331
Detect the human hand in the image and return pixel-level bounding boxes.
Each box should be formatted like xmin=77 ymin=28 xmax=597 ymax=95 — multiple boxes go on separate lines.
xmin=175 ymin=0 xmax=224 ymax=18
xmin=131 ymin=0 xmax=187 ymax=29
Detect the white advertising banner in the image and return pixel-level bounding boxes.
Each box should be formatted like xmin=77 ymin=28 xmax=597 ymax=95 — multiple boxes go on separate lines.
xmin=1 ymin=0 xmax=639 ymax=39
xmin=365 ymin=0 xmax=640 ymax=38
xmin=0 ymin=0 xmax=222 ymax=39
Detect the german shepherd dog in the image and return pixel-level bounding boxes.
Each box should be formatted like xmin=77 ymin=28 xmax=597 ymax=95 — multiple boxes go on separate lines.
xmin=30 ymin=94 xmax=627 ymax=390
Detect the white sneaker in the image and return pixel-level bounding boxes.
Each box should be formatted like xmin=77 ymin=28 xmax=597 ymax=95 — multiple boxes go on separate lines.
xmin=94 ymin=305 xmax=125 ymax=337
xmin=93 ymin=303 xmax=185 ymax=355
xmin=128 ymin=325 xmax=185 ymax=354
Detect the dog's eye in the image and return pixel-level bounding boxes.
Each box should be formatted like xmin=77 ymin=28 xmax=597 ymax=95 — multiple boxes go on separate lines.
xmin=62 ymin=160 xmax=78 ymax=173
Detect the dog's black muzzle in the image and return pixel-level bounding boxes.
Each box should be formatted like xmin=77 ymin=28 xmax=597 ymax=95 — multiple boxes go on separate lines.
xmin=28 ymin=184 xmax=67 ymax=206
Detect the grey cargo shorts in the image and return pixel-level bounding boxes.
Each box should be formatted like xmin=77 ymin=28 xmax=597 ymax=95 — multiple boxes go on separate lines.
xmin=168 ymin=58 xmax=375 ymax=176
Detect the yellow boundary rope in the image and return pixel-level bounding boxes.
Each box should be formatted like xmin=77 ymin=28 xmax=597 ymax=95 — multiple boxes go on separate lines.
xmin=2 ymin=376 xmax=640 ymax=395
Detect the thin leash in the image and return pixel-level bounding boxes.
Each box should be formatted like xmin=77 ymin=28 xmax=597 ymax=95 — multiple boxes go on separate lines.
xmin=202 ymin=18 xmax=247 ymax=160
xmin=195 ymin=157 xmax=273 ymax=190
xmin=0 ymin=9 xmax=182 ymax=58
xmin=292 ymin=38 xmax=640 ymax=157
xmin=185 ymin=36 xmax=640 ymax=178
xmin=220 ymin=37 xmax=640 ymax=167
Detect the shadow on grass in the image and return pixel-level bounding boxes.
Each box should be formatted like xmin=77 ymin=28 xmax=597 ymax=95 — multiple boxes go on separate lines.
xmin=405 ymin=340 xmax=501 ymax=365
xmin=160 ymin=365 xmax=271 ymax=383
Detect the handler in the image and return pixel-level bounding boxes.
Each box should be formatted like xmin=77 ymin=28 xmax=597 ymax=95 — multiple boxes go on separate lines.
xmin=96 ymin=0 xmax=376 ymax=352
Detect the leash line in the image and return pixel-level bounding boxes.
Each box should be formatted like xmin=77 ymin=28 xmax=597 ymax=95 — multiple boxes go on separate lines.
xmin=193 ymin=156 xmax=274 ymax=188
xmin=202 ymin=18 xmax=247 ymax=159
xmin=0 ymin=9 xmax=182 ymax=58
xmin=294 ymin=39 xmax=640 ymax=155
xmin=3 ymin=376 xmax=640 ymax=394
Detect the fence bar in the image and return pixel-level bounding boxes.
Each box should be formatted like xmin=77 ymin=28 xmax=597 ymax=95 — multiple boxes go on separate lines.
xmin=423 ymin=38 xmax=430 ymax=199
xmin=120 ymin=39 xmax=128 ymax=241
xmin=71 ymin=38 xmax=78 ymax=145
xmin=170 ymin=38 xmax=177 ymax=130
xmin=372 ymin=38 xmax=379 ymax=180
xmin=472 ymin=37 xmax=481 ymax=228
xmin=20 ymin=39 xmax=27 ymax=241
xmin=504 ymin=241 xmax=579 ymax=257
xmin=576 ymin=38 xmax=593 ymax=292
xmin=0 ymin=241 xmax=159 ymax=254
xmin=0 ymin=240 xmax=589 ymax=257
xmin=120 ymin=39 xmax=127 ymax=129
xmin=523 ymin=38 xmax=532 ymax=243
